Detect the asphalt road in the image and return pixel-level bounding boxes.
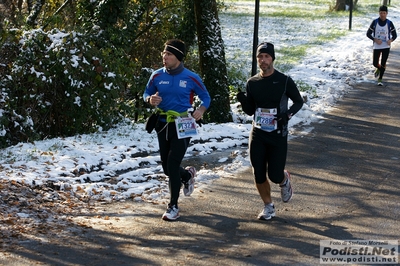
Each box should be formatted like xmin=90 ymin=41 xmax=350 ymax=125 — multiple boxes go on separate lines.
xmin=1 ymin=47 xmax=400 ymax=266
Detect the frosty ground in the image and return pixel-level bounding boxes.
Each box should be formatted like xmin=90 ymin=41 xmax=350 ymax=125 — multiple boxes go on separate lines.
xmin=1 ymin=0 xmax=399 ymax=247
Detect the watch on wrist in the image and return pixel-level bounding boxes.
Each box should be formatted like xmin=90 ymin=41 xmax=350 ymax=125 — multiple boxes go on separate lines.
xmin=146 ymin=96 xmax=151 ymax=104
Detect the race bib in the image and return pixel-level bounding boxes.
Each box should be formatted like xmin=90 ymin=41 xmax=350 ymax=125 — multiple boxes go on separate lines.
xmin=175 ymin=116 xmax=198 ymax=139
xmin=254 ymin=108 xmax=277 ymax=132
xmin=377 ymin=29 xmax=388 ymax=42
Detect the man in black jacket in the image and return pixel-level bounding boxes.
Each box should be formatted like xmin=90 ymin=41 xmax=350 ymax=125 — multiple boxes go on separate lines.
xmin=237 ymin=42 xmax=303 ymax=220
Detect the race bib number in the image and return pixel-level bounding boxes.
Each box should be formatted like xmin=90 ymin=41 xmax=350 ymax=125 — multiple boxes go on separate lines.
xmin=254 ymin=108 xmax=277 ymax=132
xmin=377 ymin=29 xmax=388 ymax=42
xmin=175 ymin=116 xmax=198 ymax=139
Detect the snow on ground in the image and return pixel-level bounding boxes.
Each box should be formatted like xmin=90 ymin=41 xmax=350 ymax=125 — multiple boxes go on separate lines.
xmin=1 ymin=2 xmax=399 ymax=206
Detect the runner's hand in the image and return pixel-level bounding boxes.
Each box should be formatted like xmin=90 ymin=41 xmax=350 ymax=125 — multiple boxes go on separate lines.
xmin=274 ymin=113 xmax=289 ymax=126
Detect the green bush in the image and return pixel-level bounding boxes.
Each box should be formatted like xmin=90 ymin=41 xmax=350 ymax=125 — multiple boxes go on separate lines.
xmin=0 ymin=28 xmax=144 ymax=148
xmin=0 ymin=0 xmax=210 ymax=148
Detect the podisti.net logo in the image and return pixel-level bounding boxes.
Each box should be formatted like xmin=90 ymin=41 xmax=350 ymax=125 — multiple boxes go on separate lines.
xmin=320 ymin=240 xmax=398 ymax=264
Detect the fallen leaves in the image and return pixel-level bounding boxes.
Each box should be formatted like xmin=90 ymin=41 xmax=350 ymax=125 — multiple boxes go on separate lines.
xmin=0 ymin=179 xmax=93 ymax=250
xmin=0 ymin=176 xmax=170 ymax=250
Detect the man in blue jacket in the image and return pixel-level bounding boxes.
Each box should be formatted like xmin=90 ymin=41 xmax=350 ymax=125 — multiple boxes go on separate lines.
xmin=143 ymin=39 xmax=211 ymax=221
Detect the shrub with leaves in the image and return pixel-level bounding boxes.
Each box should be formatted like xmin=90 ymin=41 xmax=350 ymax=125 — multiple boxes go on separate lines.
xmin=0 ymin=28 xmax=138 ymax=148
xmin=0 ymin=0 xmax=205 ymax=148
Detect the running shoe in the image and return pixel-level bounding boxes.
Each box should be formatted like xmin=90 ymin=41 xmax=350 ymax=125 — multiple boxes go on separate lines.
xmin=257 ymin=203 xmax=276 ymax=220
xmin=280 ymin=170 xmax=293 ymax=203
xmin=374 ymin=68 xmax=380 ymax=78
xmin=183 ymin=166 xmax=196 ymax=196
xmin=162 ymin=204 xmax=180 ymax=221
xmin=377 ymin=79 xmax=383 ymax=86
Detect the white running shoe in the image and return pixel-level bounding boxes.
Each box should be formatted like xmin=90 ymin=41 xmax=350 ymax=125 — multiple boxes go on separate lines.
xmin=183 ymin=166 xmax=196 ymax=196
xmin=280 ymin=170 xmax=293 ymax=203
xmin=257 ymin=203 xmax=276 ymax=220
xmin=162 ymin=205 xmax=180 ymax=221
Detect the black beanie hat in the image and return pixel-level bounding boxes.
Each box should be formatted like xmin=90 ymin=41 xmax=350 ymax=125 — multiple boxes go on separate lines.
xmin=256 ymin=42 xmax=275 ymax=61
xmin=379 ymin=5 xmax=388 ymax=12
xmin=164 ymin=39 xmax=186 ymax=61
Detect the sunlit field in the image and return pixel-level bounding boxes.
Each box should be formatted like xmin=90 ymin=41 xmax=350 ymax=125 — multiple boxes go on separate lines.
xmin=220 ymin=0 xmax=384 ymax=76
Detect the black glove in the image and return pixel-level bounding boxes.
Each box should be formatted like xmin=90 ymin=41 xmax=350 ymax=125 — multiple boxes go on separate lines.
xmin=196 ymin=119 xmax=203 ymax=127
xmin=189 ymin=110 xmax=203 ymax=127
xmin=274 ymin=112 xmax=289 ymax=127
xmin=236 ymin=91 xmax=247 ymax=103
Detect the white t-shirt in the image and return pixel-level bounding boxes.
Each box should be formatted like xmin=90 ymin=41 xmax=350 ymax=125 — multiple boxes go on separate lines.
xmin=374 ymin=22 xmax=391 ymax=49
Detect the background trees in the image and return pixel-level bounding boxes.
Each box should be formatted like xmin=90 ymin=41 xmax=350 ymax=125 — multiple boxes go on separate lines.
xmin=194 ymin=0 xmax=231 ymax=123
xmin=333 ymin=0 xmax=359 ymax=11
xmin=0 ymin=0 xmax=231 ymax=147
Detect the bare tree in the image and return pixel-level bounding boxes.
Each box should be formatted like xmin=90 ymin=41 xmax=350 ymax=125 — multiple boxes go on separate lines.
xmin=333 ymin=0 xmax=358 ymax=11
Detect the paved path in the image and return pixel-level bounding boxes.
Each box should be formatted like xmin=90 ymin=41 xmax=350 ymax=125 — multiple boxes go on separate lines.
xmin=1 ymin=47 xmax=400 ymax=265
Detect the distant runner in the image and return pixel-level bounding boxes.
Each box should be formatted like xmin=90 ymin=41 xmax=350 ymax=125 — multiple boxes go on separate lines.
xmin=366 ymin=5 xmax=397 ymax=86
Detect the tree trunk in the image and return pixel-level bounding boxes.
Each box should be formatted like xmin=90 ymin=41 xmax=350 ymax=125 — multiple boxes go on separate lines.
xmin=334 ymin=0 xmax=346 ymax=11
xmin=26 ymin=0 xmax=46 ymax=26
xmin=193 ymin=0 xmax=232 ymax=123
xmin=382 ymin=0 xmax=388 ymax=6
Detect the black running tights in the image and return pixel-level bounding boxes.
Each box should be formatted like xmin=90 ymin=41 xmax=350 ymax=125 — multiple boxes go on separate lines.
xmin=156 ymin=122 xmax=191 ymax=207
xmin=249 ymin=127 xmax=287 ymax=185
xmin=373 ymin=48 xmax=390 ymax=79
